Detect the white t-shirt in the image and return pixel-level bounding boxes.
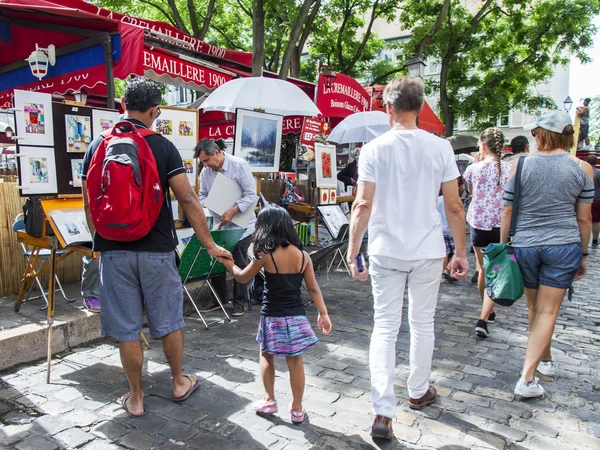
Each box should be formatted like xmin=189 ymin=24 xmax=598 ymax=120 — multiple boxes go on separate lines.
xmin=359 ymin=129 xmax=460 ymax=261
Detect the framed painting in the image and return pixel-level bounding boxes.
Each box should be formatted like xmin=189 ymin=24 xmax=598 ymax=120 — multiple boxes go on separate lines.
xmin=18 ymin=146 xmax=58 ymax=195
xmin=233 ymin=109 xmax=282 ymax=173
xmin=14 ymin=90 xmax=54 ymax=147
xmin=65 ymin=114 xmax=92 ymax=153
xmin=92 ymin=109 xmax=120 ymax=140
xmin=179 ymin=149 xmax=197 ymax=186
xmin=315 ymin=142 xmax=338 ymax=187
xmin=71 ymin=159 xmax=84 ymax=188
xmin=152 ymin=106 xmax=197 ymax=148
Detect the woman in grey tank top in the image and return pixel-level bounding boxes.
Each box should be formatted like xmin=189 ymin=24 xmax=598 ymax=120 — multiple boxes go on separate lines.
xmin=501 ymin=111 xmax=593 ymax=399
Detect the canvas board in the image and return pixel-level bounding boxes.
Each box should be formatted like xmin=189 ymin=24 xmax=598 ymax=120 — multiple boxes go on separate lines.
xmin=14 ymin=90 xmax=54 ymax=146
xmin=92 ymin=109 xmax=120 ymax=140
xmin=317 ymin=205 xmax=349 ymax=241
xmin=234 ymin=109 xmax=282 ymax=172
xmin=204 ymin=173 xmax=257 ymax=229
xmin=18 ymin=146 xmax=58 ymax=195
xmin=315 ymin=142 xmax=338 ymax=187
xmin=152 ymin=107 xmax=197 ymax=149
xmin=71 ymin=159 xmax=83 ymax=188
xmin=179 ymin=149 xmax=197 ymax=186
xmin=65 ymin=114 xmax=92 ymax=153
xmin=47 ymin=208 xmax=93 ymax=247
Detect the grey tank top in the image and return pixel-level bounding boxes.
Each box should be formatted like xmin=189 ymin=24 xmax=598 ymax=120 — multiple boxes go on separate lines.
xmin=503 ymin=153 xmax=594 ymax=247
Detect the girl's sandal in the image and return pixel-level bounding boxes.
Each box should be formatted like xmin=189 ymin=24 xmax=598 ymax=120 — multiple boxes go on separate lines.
xmin=290 ymin=407 xmax=307 ymax=424
xmin=254 ymin=398 xmax=278 ymax=415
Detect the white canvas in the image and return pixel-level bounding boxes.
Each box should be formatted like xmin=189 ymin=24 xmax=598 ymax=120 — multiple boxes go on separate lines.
xmin=18 ymin=146 xmax=58 ymax=195
xmin=47 ymin=209 xmax=93 ymax=247
xmin=152 ymin=107 xmax=197 ymax=149
xmin=179 ymin=149 xmax=197 ymax=186
xmin=14 ymin=90 xmax=54 ymax=146
xmin=204 ymin=173 xmax=257 ymax=228
xmin=317 ymin=205 xmax=349 ymax=241
xmin=315 ymin=142 xmax=338 ymax=187
xmin=234 ymin=109 xmax=282 ymax=173
xmin=92 ymin=109 xmax=120 ymax=140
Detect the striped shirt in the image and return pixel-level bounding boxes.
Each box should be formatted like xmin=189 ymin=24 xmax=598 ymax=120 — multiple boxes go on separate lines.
xmin=503 ymin=153 xmax=594 ymax=247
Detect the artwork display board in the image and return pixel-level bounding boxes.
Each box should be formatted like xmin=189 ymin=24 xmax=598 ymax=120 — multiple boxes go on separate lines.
xmin=204 ymin=173 xmax=257 ymax=228
xmin=317 ymin=205 xmax=349 ymax=241
xmin=315 ymin=143 xmax=338 ymax=187
xmin=92 ymin=109 xmax=120 ymax=140
xmin=234 ymin=109 xmax=282 ymax=172
xmin=178 ymin=228 xmax=244 ymax=281
xmin=51 ymin=103 xmax=94 ymax=195
xmin=18 ymin=146 xmax=58 ymax=195
xmin=152 ymin=106 xmax=198 ymax=187
xmin=14 ymin=90 xmax=54 ymax=147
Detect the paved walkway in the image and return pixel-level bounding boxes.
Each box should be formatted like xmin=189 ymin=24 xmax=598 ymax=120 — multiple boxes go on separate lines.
xmin=1 ymin=252 xmax=599 ymax=449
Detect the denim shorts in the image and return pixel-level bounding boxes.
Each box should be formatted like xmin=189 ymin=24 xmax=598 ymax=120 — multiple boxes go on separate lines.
xmin=514 ymin=244 xmax=582 ymax=290
xmin=99 ymin=251 xmax=184 ymax=342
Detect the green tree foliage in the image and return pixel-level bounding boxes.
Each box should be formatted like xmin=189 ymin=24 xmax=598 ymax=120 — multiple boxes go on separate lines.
xmin=377 ymin=0 xmax=600 ymax=136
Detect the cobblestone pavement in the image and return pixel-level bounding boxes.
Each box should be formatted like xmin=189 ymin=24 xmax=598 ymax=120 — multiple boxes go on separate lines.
xmin=1 ymin=251 xmax=599 ymax=450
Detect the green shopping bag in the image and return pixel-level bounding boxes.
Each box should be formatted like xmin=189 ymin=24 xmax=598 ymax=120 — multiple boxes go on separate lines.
xmin=481 ymin=156 xmax=526 ymax=307
xmin=482 ymin=243 xmax=524 ymax=306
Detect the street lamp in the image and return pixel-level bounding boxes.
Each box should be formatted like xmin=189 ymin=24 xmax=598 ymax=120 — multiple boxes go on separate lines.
xmin=4 ymin=126 xmax=13 ymax=139
xmin=27 ymin=44 xmax=56 ymax=80
xmin=73 ymin=88 xmax=88 ymax=105
xmin=406 ymin=54 xmax=426 ymax=78
xmin=564 ymin=96 xmax=573 ymax=112
xmin=376 ymin=91 xmax=384 ymax=108
xmin=322 ymin=65 xmax=337 ymax=89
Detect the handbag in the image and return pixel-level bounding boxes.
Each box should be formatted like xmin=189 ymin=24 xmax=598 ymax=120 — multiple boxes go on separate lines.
xmin=22 ymin=197 xmax=55 ymax=238
xmin=482 ymin=156 xmax=525 ymax=306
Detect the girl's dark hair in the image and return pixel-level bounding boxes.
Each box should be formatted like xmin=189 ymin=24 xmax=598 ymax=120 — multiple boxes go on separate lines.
xmin=253 ymin=205 xmax=302 ymax=257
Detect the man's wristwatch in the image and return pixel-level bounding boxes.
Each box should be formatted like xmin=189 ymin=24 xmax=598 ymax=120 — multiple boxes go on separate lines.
xmin=582 ymin=252 xmax=589 ymax=257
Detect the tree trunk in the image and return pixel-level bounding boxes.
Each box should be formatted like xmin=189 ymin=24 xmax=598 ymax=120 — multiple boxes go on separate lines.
xmin=290 ymin=46 xmax=301 ymax=78
xmin=278 ymin=0 xmax=314 ymax=79
xmin=252 ymin=0 xmax=265 ymax=77
xmin=439 ymin=58 xmax=454 ymax=137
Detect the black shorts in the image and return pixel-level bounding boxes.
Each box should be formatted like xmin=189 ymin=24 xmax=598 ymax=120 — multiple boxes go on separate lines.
xmin=471 ymin=227 xmax=500 ymax=248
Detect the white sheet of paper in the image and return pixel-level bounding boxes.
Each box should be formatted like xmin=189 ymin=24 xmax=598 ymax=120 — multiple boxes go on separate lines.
xmin=48 ymin=209 xmax=93 ymax=246
xmin=204 ymin=173 xmax=257 ymax=229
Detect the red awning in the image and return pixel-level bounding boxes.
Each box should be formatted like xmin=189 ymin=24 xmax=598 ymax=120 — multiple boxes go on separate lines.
xmin=316 ymin=73 xmax=370 ymax=119
xmin=365 ymin=85 xmax=446 ymax=135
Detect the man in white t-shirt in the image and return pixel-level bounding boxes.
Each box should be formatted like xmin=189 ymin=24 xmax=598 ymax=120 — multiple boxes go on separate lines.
xmin=347 ymin=76 xmax=469 ymax=440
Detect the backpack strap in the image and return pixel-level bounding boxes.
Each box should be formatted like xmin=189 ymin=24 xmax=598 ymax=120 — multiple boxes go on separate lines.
xmin=508 ymin=156 xmax=525 ymax=243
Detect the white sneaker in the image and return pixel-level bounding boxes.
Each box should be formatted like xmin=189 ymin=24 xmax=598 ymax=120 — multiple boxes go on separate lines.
xmin=514 ymin=377 xmax=545 ymax=398
xmin=537 ymin=360 xmax=556 ymax=377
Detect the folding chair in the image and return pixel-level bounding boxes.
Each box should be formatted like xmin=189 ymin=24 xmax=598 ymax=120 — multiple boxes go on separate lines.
xmin=12 ymin=214 xmax=75 ymax=310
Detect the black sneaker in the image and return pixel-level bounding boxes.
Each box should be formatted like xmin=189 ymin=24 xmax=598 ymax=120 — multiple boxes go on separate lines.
xmin=199 ymin=302 xmax=221 ymax=313
xmin=593 ymin=240 xmax=598 ymax=247
xmin=475 ymin=320 xmax=489 ymax=338
xmin=231 ymin=304 xmax=245 ymax=317
xmin=488 ymin=312 xmax=496 ymax=324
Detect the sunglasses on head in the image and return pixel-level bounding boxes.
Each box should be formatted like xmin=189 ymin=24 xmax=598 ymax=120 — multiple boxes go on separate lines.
xmin=155 ymin=106 xmax=161 ymax=118
xmin=531 ymin=129 xmax=537 ymax=137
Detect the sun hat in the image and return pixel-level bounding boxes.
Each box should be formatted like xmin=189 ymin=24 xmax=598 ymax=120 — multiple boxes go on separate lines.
xmin=523 ymin=110 xmax=573 ymax=134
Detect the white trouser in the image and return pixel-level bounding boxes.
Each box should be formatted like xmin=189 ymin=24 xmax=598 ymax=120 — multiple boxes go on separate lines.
xmin=369 ymin=255 xmax=443 ymax=418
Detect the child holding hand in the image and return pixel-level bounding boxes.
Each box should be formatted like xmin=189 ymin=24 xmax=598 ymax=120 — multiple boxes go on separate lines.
xmin=218 ymin=205 xmax=332 ymax=423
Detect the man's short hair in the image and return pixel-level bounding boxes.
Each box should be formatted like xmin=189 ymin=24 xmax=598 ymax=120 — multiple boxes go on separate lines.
xmin=587 ymin=155 xmax=597 ymax=167
xmin=584 ymin=97 xmax=591 ymax=103
xmin=123 ymin=78 xmax=162 ymax=113
xmin=382 ymin=76 xmax=424 ymax=113
xmin=510 ymin=135 xmax=529 ymax=154
xmin=194 ymin=138 xmax=220 ymax=158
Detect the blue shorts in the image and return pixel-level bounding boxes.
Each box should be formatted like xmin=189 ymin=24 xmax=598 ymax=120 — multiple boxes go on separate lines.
xmin=99 ymin=251 xmax=184 ymax=342
xmin=514 ymin=244 xmax=582 ymax=290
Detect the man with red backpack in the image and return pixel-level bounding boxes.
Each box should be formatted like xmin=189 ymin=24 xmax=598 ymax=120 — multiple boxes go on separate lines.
xmin=81 ymin=78 xmax=232 ymax=417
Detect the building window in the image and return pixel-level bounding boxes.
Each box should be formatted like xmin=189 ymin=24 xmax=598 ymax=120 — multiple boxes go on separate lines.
xmin=425 ymin=58 xmax=441 ymax=75
xmin=498 ymin=112 xmax=510 ymax=127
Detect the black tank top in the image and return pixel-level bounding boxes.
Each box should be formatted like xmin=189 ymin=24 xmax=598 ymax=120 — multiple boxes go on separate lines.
xmin=261 ymin=251 xmax=306 ymax=317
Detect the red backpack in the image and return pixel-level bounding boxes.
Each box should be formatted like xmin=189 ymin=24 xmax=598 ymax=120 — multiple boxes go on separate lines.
xmin=86 ymin=122 xmax=163 ymax=242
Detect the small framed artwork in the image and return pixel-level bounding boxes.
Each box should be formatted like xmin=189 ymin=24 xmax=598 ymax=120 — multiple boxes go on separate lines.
xmin=14 ymin=90 xmax=54 ymax=146
xmin=319 ymin=187 xmax=329 ymax=205
xmin=156 ymin=119 xmax=173 ymax=136
xmin=65 ymin=114 xmax=92 ymax=153
xmin=18 ymin=146 xmax=58 ymax=195
xmin=179 ymin=149 xmax=196 ymax=186
xmin=71 ymin=159 xmax=84 ymax=188
xmin=92 ymin=109 xmax=120 ymax=140
xmin=178 ymin=121 xmax=194 ymax=137
xmin=234 ymin=109 xmax=283 ymax=172
xmin=329 ymin=188 xmax=337 ymax=204
xmin=317 ymin=204 xmax=349 ymax=241
xmin=315 ymin=143 xmax=338 ymax=187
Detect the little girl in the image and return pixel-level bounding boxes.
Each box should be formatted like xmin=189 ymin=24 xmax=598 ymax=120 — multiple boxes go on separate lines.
xmin=218 ymin=205 xmax=332 ymax=423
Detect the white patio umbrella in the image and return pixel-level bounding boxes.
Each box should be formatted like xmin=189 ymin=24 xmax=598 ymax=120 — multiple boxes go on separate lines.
xmin=327 ymin=111 xmax=390 ymax=144
xmin=200 ymin=77 xmax=321 ymax=117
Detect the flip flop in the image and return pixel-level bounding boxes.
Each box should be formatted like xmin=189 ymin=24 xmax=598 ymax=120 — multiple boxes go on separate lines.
xmin=121 ymin=393 xmax=147 ymax=418
xmin=171 ymin=374 xmax=200 ymax=403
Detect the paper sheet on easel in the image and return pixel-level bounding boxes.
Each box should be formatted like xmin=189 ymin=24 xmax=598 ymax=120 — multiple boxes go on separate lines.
xmin=204 ymin=173 xmax=257 ymax=229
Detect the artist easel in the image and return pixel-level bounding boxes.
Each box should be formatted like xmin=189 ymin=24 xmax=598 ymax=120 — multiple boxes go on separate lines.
xmin=179 ymin=228 xmax=244 ymax=329
xmin=326 ymin=224 xmax=350 ymax=277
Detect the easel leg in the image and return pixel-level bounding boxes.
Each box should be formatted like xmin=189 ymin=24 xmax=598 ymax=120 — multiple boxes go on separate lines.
xmin=204 ymin=260 xmax=231 ymax=322
xmin=46 ymin=246 xmax=57 ymax=384
xmin=184 ymin=284 xmax=209 ymax=330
